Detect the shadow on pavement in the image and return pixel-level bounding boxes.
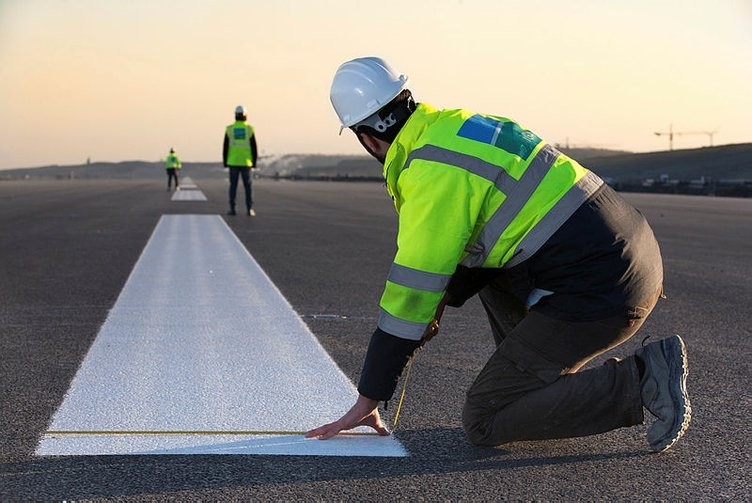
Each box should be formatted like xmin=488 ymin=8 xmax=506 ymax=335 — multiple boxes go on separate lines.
xmin=1 ymin=427 xmax=647 ymax=500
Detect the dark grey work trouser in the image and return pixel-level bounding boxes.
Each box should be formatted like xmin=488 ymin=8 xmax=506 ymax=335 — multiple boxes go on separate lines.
xmin=166 ymin=168 xmax=179 ymax=188
xmin=228 ymin=167 xmax=253 ymax=210
xmin=462 ymin=276 xmax=662 ymax=446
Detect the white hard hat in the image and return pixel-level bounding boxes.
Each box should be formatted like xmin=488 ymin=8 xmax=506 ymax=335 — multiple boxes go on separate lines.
xmin=235 ymin=105 xmax=246 ymax=115
xmin=330 ymin=57 xmax=408 ymax=130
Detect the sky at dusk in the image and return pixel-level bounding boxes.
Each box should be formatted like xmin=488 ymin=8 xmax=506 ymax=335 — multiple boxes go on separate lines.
xmin=1 ymin=0 xmax=750 ymax=169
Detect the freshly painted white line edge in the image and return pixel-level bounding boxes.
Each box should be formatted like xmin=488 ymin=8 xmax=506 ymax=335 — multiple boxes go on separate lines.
xmin=35 ymin=215 xmax=407 ymax=457
xmin=38 ymin=433 xmax=403 ymax=456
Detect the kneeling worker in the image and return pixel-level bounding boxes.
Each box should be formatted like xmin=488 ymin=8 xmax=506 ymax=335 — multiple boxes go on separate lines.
xmin=306 ymin=57 xmax=691 ymax=452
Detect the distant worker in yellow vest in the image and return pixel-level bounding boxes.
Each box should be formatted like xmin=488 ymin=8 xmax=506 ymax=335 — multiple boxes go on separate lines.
xmin=307 ymin=57 xmax=691 ymax=453
xmin=164 ymin=147 xmax=182 ymax=191
xmin=223 ymin=105 xmax=258 ymax=216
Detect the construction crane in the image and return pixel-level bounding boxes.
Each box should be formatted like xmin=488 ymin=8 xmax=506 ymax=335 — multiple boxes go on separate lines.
xmin=654 ymin=124 xmax=717 ymax=150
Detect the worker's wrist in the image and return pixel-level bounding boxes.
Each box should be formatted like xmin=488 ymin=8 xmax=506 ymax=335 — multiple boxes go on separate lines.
xmin=355 ymin=394 xmax=380 ymax=411
xmin=357 ymin=328 xmax=421 ymax=401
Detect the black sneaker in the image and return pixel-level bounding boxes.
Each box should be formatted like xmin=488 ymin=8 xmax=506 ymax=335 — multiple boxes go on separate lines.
xmin=635 ymin=335 xmax=691 ymax=452
xmin=227 ymin=209 xmax=237 ymax=216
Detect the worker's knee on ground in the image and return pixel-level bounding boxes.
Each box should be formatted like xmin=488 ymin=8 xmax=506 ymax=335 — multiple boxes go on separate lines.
xmin=461 ymin=400 xmax=496 ymax=446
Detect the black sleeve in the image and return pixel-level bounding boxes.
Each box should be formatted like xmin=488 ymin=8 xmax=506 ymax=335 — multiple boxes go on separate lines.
xmin=357 ymin=328 xmax=421 ymax=401
xmin=445 ymin=265 xmax=504 ymax=307
xmin=222 ymin=134 xmax=229 ymax=167
xmin=250 ymin=134 xmax=258 ymax=166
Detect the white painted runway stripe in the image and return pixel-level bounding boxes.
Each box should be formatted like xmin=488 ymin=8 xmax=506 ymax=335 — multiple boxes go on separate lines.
xmin=171 ymin=190 xmax=207 ymax=201
xmin=171 ymin=177 xmax=205 ymax=201
xmin=179 ymin=176 xmax=198 ymax=189
xmin=36 ymin=214 xmax=406 ymax=456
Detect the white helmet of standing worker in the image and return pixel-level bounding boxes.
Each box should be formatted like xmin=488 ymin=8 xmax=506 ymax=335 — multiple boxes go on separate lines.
xmin=330 ymin=57 xmax=408 ymax=131
xmin=235 ymin=105 xmax=246 ymax=115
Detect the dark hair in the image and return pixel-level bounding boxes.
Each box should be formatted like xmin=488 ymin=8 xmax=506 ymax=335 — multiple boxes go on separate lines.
xmin=352 ymin=89 xmax=416 ymax=143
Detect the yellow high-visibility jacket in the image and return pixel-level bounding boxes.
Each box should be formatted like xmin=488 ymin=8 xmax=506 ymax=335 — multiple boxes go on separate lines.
xmin=225 ymin=121 xmax=255 ymax=167
xmin=165 ymin=153 xmax=181 ymax=169
xmin=378 ymin=103 xmax=603 ymax=340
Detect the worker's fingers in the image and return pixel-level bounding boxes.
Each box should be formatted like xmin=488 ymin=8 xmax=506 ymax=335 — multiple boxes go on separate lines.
xmin=306 ymin=417 xmax=355 ymax=440
xmin=305 ymin=421 xmax=340 ymax=439
xmin=317 ymin=424 xmax=343 ymax=440
xmin=306 ymin=411 xmax=389 ymax=439
xmin=307 ymin=395 xmax=384 ymax=440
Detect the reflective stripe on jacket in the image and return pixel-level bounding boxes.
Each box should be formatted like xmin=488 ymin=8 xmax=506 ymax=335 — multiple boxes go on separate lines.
xmin=226 ymin=121 xmax=255 ymax=167
xmin=378 ymin=103 xmax=603 ymax=340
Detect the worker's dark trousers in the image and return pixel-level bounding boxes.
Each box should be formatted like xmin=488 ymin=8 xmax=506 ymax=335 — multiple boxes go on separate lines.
xmin=228 ymin=167 xmax=252 ymax=211
xmin=462 ymin=275 xmax=663 ymax=446
xmin=166 ymin=168 xmax=179 ymax=189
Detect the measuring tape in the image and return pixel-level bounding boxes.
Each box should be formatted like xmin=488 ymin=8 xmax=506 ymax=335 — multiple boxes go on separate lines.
xmin=45 ymin=429 xmax=379 ymax=436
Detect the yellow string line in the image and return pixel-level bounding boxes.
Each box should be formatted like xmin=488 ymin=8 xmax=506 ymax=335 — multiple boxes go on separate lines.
xmin=392 ymin=317 xmax=439 ymax=429
xmin=392 ymin=351 xmax=417 ymax=430
xmin=45 ymin=430 xmax=379 ymax=437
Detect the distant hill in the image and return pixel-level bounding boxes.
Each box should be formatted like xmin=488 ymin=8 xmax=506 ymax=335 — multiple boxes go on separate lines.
xmin=0 ymin=155 xmax=384 ymax=182
xmin=558 ymin=147 xmax=633 ymax=161
xmin=2 ymin=143 xmax=750 ymax=196
xmin=584 ymin=143 xmax=752 ymax=183
xmin=261 ymin=154 xmax=382 ymax=180
xmin=257 ymin=148 xmax=637 ymax=181
xmin=581 ymin=143 xmax=752 ymax=197
xmin=0 ymin=160 xmax=227 ymax=181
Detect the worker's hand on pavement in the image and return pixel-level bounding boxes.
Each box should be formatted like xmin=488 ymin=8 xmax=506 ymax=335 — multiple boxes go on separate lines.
xmin=305 ymin=394 xmax=388 ymax=440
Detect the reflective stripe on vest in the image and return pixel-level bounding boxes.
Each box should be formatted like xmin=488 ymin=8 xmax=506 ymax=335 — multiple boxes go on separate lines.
xmin=382 ymin=262 xmax=451 ymax=339
xmin=404 ymin=143 xmax=602 ymax=268
xmin=405 ymin=144 xmax=520 ymax=195
xmin=377 ymin=105 xmax=601 ymax=339
xmin=378 ymin=308 xmax=427 ymax=341
xmin=387 ymin=263 xmax=452 ymax=292
xmin=505 ymin=170 xmax=602 ymax=267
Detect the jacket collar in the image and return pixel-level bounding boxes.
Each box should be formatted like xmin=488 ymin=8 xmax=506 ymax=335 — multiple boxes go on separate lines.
xmin=383 ymin=103 xmax=439 ymax=209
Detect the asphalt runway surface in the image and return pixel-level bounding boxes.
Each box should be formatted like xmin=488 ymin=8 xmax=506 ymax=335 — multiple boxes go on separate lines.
xmin=1 ymin=177 xmax=750 ymax=500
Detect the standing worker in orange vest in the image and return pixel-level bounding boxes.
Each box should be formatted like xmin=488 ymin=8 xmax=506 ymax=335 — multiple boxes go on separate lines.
xmin=223 ymin=105 xmax=258 ymax=216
